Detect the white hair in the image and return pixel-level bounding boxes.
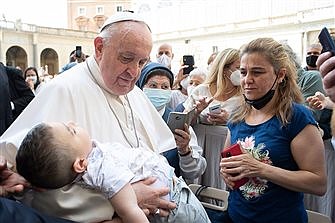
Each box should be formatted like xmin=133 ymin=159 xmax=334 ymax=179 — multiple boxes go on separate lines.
xmin=189 ymin=67 xmax=207 ymax=78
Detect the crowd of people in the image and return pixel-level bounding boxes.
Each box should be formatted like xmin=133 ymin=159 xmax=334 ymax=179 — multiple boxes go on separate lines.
xmin=0 ymin=10 xmax=335 ymax=223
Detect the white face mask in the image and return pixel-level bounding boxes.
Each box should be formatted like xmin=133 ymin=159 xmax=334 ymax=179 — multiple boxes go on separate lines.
xmin=26 ymin=76 xmax=37 ymax=84
xmin=187 ymin=85 xmax=196 ymax=95
xmin=229 ymin=70 xmax=241 ymax=86
xmin=180 ymin=77 xmax=190 ymax=90
xmin=157 ymin=54 xmax=172 ymax=68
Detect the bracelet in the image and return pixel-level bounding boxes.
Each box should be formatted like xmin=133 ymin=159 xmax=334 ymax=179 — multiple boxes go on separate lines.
xmin=178 ymin=147 xmax=192 ymax=156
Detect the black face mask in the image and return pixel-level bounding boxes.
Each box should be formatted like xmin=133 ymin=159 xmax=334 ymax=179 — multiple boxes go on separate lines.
xmin=306 ymin=55 xmax=318 ymax=68
xmin=244 ymin=77 xmax=277 ymax=110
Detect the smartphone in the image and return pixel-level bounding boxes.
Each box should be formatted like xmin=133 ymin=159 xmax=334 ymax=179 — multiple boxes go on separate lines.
xmin=75 ymin=46 xmax=82 ymax=58
xmin=318 ymin=27 xmax=335 ymax=55
xmin=221 ymin=144 xmax=248 ymax=189
xmin=183 ymin=55 xmax=195 ymax=75
xmin=167 ymin=112 xmax=187 ymax=133
xmin=167 ymin=108 xmax=196 ymax=133
xmin=209 ymin=104 xmax=221 ymax=114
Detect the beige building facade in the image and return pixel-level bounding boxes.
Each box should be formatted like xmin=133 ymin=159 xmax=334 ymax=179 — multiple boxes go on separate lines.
xmin=0 ymin=22 xmax=96 ymax=74
xmin=67 ymin=0 xmax=132 ymax=32
xmin=140 ymin=0 xmax=335 ymax=70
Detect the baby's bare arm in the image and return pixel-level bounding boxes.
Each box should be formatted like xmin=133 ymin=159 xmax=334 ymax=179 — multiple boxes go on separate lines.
xmin=110 ymin=183 xmax=149 ymax=223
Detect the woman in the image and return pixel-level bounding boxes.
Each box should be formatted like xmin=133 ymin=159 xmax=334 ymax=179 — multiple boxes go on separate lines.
xmin=173 ymin=67 xmax=207 ymax=112
xmin=183 ymin=48 xmax=242 ymax=190
xmin=187 ymin=67 xmax=207 ymax=95
xmin=24 ymin=67 xmax=41 ymax=94
xmin=137 ymin=62 xmax=207 ymax=181
xmin=220 ymin=38 xmax=326 ymax=222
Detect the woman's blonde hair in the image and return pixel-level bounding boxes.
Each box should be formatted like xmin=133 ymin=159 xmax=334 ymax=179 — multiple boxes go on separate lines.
xmin=230 ymin=38 xmax=303 ymax=126
xmin=205 ymin=48 xmax=241 ymax=98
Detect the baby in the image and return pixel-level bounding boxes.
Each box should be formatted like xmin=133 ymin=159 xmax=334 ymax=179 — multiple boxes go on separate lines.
xmin=16 ymin=122 xmax=210 ymax=223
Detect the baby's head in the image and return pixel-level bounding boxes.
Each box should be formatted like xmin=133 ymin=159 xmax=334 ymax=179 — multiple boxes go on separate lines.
xmin=16 ymin=122 xmax=92 ymax=189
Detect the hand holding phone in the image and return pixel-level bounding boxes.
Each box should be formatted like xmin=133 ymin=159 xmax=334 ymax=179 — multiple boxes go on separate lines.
xmin=318 ymin=27 xmax=335 ymax=55
xmin=167 ymin=108 xmax=196 ymax=133
xmin=183 ymin=55 xmax=195 ymax=75
xmin=221 ymin=144 xmax=248 ymax=189
xmin=209 ymin=104 xmax=221 ymax=114
xmin=75 ymin=46 xmax=82 ymax=58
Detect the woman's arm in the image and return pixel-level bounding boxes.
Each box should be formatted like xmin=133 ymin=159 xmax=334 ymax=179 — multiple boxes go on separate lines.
xmin=264 ymin=124 xmax=326 ymax=195
xmin=174 ymin=126 xmax=207 ymax=179
xmin=172 ymin=66 xmax=188 ymax=90
xmin=221 ymin=125 xmax=326 ymax=195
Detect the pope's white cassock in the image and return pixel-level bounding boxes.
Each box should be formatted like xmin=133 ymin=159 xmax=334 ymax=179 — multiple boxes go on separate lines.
xmin=0 ymin=56 xmax=176 ymax=222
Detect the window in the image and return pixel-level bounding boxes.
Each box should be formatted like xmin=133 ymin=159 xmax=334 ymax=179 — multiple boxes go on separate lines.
xmin=78 ymin=7 xmax=86 ymax=16
xmin=96 ymin=6 xmax=104 ymax=15
xmin=116 ymin=6 xmax=122 ymax=12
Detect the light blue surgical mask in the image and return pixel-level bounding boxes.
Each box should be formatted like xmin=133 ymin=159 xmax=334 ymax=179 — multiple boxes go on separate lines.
xmin=143 ymin=88 xmax=172 ymax=111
